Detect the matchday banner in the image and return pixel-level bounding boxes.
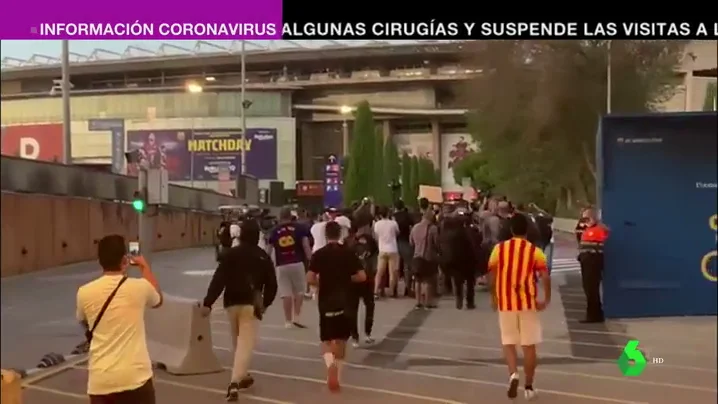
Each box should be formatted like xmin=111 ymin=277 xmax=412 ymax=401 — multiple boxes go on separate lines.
xmin=279 ymin=20 xmax=718 ymax=40
xmin=0 ymin=0 xmax=282 ymax=39
xmin=2 ymin=12 xmax=715 ymax=39
xmin=127 ymin=128 xmax=277 ymax=181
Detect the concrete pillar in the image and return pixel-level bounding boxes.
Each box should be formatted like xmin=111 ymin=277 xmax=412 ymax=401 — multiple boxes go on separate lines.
xmin=684 ymin=71 xmax=693 ymax=111
xmin=430 ymin=119 xmax=440 ymax=168
xmin=382 ymin=120 xmax=392 ymax=142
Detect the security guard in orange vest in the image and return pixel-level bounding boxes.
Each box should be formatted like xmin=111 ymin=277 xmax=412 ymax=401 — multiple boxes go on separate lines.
xmin=578 ymin=208 xmax=609 ymax=323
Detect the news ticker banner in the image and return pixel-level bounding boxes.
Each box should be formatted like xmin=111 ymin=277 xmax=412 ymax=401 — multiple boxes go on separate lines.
xmin=0 ymin=7 xmax=716 ymax=40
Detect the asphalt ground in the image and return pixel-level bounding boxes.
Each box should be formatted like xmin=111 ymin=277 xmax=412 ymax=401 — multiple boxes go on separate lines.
xmin=3 ymin=241 xmax=717 ymax=404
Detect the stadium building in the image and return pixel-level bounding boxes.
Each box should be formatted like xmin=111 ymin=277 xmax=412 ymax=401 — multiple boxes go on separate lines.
xmin=1 ymin=40 xmax=715 ymax=200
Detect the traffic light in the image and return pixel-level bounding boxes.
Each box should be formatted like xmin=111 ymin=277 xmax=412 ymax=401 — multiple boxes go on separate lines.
xmin=132 ymin=190 xmax=146 ymax=213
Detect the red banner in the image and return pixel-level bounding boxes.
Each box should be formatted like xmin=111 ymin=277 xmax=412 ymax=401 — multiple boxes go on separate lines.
xmin=1 ymin=123 xmax=63 ymax=163
xmin=296 ymin=180 xmax=324 ymax=197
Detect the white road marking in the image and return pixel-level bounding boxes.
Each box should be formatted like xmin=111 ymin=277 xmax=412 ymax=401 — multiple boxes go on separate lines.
xmin=182 ymin=269 xmax=215 ymax=276
xmin=211 ymin=345 xmax=650 ymax=404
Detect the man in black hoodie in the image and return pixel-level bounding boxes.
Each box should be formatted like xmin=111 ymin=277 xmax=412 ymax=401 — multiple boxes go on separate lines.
xmin=201 ymin=220 xmax=278 ymax=402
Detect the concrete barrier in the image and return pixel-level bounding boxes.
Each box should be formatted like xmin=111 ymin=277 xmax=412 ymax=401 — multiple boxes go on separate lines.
xmin=0 ymin=156 xmax=264 ymax=212
xmin=1 ymin=370 xmax=22 ymax=404
xmin=146 ymin=296 xmax=222 ymax=375
xmin=0 ymin=192 xmax=222 ymax=277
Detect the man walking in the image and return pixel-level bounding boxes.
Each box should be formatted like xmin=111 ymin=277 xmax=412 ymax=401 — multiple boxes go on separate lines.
xmin=410 ymin=209 xmax=440 ymax=309
xmin=76 ymin=235 xmax=163 ymax=404
xmin=267 ymin=207 xmax=313 ymax=328
xmin=202 ymin=220 xmax=278 ymax=401
xmin=347 ymin=230 xmax=377 ymax=347
xmin=393 ymin=199 xmax=415 ymax=297
xmin=488 ymin=214 xmax=551 ymax=401
xmin=307 ymin=222 xmax=367 ymax=392
xmin=373 ymin=206 xmax=400 ymax=298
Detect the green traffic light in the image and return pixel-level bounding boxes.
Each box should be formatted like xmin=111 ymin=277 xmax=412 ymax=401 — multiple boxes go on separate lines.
xmin=132 ymin=199 xmax=145 ymax=212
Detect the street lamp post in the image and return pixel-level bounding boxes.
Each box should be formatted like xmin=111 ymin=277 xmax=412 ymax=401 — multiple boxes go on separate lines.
xmin=240 ymin=40 xmax=247 ymax=175
xmin=606 ymin=40 xmax=612 ymax=114
xmin=186 ymin=82 xmax=203 ymax=188
xmin=61 ymin=40 xmax=72 ymax=164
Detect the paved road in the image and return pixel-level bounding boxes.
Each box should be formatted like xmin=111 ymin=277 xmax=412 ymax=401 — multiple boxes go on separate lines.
xmin=3 ymin=244 xmax=717 ymax=404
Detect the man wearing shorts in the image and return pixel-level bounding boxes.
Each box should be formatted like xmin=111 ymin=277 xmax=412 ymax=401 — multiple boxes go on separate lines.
xmin=307 ymin=222 xmax=367 ymax=392
xmin=267 ymin=207 xmax=313 ymax=329
xmin=373 ymin=206 xmax=400 ymax=298
xmin=488 ymin=213 xmax=551 ymax=401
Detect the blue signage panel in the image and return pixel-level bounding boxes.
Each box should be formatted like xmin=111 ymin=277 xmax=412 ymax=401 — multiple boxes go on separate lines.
xmin=600 ymin=112 xmax=717 ymax=318
xmin=323 ymin=154 xmax=343 ymax=208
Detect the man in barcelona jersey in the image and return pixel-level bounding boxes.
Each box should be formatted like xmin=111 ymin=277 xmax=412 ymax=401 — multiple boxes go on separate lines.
xmin=488 ymin=213 xmax=551 ymax=401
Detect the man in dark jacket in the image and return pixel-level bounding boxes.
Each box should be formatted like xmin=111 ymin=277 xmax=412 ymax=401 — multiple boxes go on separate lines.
xmin=439 ymin=214 xmax=478 ymax=309
xmin=393 ymin=199 xmax=414 ymax=297
xmin=201 ymin=220 xmax=278 ymax=402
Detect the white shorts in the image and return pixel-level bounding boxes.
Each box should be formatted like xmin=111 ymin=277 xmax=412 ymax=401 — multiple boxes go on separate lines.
xmin=276 ymin=262 xmax=306 ymax=298
xmin=498 ymin=310 xmax=542 ymax=346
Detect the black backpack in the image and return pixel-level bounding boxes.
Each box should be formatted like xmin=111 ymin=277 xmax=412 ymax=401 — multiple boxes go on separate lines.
xmin=496 ymin=215 xmax=513 ymax=242
xmin=218 ymin=224 xmax=232 ymax=248
xmin=533 ymin=214 xmax=554 ymax=247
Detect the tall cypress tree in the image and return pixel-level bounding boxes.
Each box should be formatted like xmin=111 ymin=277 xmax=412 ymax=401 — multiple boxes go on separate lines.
xmin=408 ymin=155 xmax=420 ymax=207
xmin=400 ymin=152 xmax=412 ymax=206
xmin=372 ymin=125 xmax=387 ymax=204
xmin=343 ymin=101 xmax=375 ymax=204
xmin=384 ymin=137 xmax=401 ymax=204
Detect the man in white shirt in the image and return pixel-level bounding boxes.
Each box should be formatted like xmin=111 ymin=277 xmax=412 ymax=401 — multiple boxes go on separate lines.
xmin=311 ymin=208 xmax=351 ymax=253
xmin=373 ymin=206 xmax=400 ymax=298
xmin=76 ymin=235 xmax=163 ymax=404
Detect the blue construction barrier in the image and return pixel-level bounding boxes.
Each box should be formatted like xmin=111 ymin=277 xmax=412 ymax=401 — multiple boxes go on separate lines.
xmin=599 ymin=112 xmax=717 ymax=318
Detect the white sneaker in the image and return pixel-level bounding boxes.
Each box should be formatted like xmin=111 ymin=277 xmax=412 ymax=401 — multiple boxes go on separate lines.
xmin=364 ymin=336 xmax=375 ymax=344
xmin=284 ymin=322 xmax=294 ymax=329
xmin=524 ymin=388 xmax=538 ymax=401
xmin=351 ymin=339 xmax=360 ymax=348
xmin=507 ymin=373 xmax=520 ymax=399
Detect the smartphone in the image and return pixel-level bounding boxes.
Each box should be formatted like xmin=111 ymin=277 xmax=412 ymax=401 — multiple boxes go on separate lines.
xmin=128 ymin=241 xmax=140 ymax=264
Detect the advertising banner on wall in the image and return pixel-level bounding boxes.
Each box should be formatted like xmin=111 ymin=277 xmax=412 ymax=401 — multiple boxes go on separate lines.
xmin=441 ymin=134 xmax=478 ymax=191
xmin=88 ymin=119 xmax=125 ymax=173
xmin=1 ymin=123 xmax=64 ymax=162
xmin=126 ymin=128 xmax=277 ymax=181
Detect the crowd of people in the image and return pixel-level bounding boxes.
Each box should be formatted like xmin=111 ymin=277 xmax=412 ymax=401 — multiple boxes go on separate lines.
xmin=73 ymin=195 xmax=609 ymax=403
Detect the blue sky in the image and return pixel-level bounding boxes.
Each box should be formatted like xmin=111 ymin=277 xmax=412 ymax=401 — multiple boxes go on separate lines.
xmin=1 ymin=40 xmax=435 ymax=61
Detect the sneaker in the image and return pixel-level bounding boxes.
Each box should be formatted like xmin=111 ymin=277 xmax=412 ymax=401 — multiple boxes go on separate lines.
xmin=284 ymin=322 xmax=294 ymax=329
xmin=226 ymin=382 xmax=239 ymax=402
xmin=327 ymin=363 xmax=340 ymax=392
xmin=364 ymin=336 xmax=375 ymax=344
xmin=507 ymin=373 xmax=519 ymax=399
xmin=351 ymin=339 xmax=360 ymax=348
xmin=414 ymin=304 xmax=424 ymax=310
xmin=524 ymin=386 xmax=538 ymax=401
xmin=238 ymin=374 xmax=254 ymax=389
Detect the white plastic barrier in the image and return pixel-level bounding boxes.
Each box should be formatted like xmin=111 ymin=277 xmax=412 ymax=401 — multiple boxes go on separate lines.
xmin=145 ymin=295 xmax=222 ymax=375
xmin=553 ymin=217 xmax=577 ymax=233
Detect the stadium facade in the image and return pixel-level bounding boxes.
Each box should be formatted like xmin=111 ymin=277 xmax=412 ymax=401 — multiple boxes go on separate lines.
xmin=1 ymin=40 xmax=715 ymax=197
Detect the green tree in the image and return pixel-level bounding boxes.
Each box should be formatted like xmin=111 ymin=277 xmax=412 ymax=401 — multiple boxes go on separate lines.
xmin=452 ymin=152 xmax=498 ymax=195
xmin=400 ymin=152 xmax=413 ymax=207
xmin=704 ymin=82 xmax=717 ymax=111
xmin=459 ymin=40 xmax=686 ymax=210
xmin=417 ymin=157 xmax=434 ymax=186
xmin=408 ymin=155 xmax=420 ymax=206
xmin=343 ymin=101 xmax=375 ymax=204
xmin=372 ymin=126 xmax=388 ymax=205
xmin=383 ymin=137 xmax=401 ymax=186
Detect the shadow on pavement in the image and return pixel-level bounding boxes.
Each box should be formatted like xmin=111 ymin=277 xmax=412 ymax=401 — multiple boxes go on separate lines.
xmin=558 ymin=273 xmax=627 ymax=362
xmin=362 ymin=307 xmax=431 ymax=367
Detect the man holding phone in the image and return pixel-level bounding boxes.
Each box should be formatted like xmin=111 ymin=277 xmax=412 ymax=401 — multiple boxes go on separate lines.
xmin=76 ymin=235 xmax=163 ymax=404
